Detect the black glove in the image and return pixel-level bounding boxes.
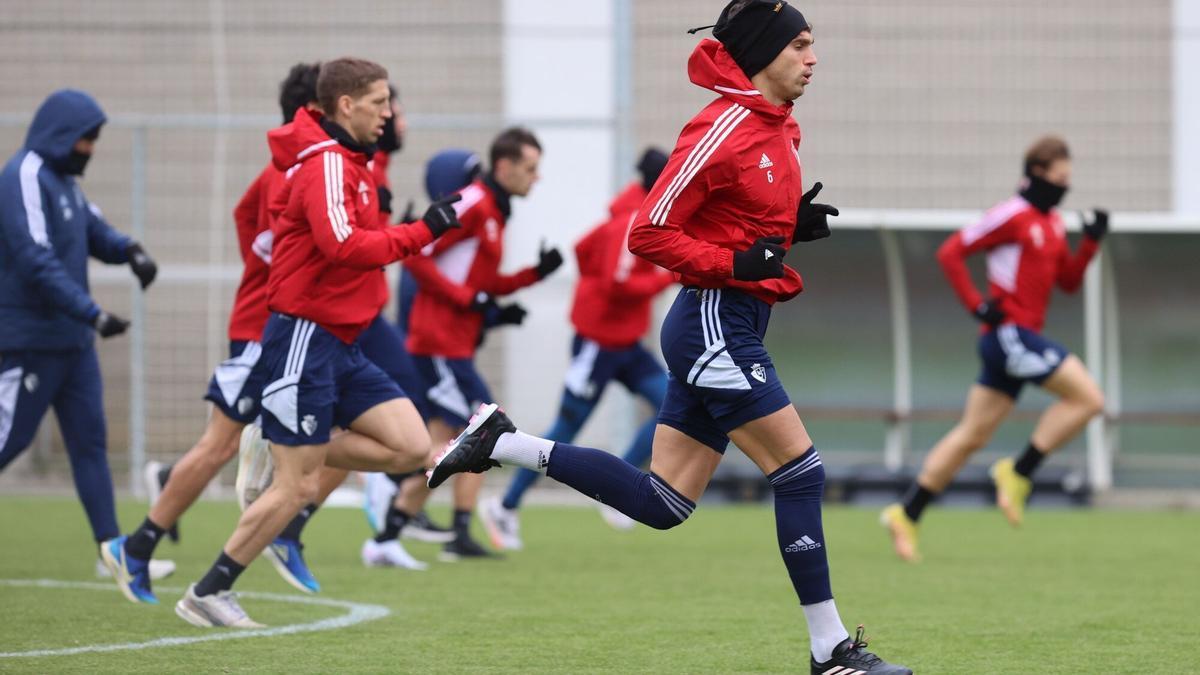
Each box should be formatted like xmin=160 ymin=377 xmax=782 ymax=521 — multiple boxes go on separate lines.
xmin=376 ymin=185 xmax=393 ymax=215
xmin=94 ymin=311 xmax=130 ymax=338
xmin=732 ymin=236 xmax=786 ymax=281
xmin=398 ymin=199 xmax=417 ymax=224
xmin=421 ymin=194 xmax=463 ymax=239
xmin=468 ymin=290 xmax=495 ymax=313
xmin=126 ymin=243 xmax=157 ymax=289
xmin=793 ymin=182 xmax=838 ymax=243
xmin=1082 ymin=209 xmax=1109 ymax=243
xmin=973 ymin=299 xmax=1006 ymax=327
xmin=494 ymin=303 xmax=528 ymax=326
xmin=535 ymin=243 xmax=564 ymax=279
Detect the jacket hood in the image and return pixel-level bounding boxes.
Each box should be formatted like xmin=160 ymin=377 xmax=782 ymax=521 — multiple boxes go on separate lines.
xmin=24 ymin=89 xmax=107 ymax=164
xmin=424 ymin=149 xmax=482 ymax=200
xmin=688 ymin=39 xmax=793 ymax=122
xmin=267 ymin=108 xmax=339 ymax=172
xmin=608 ymin=181 xmax=647 ymax=219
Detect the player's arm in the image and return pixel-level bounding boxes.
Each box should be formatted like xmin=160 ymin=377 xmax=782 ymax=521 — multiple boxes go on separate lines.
xmin=937 ymin=213 xmax=1019 ymax=320
xmin=1056 ymin=210 xmax=1105 ymax=293
xmin=232 ymin=171 xmax=265 ymax=263
xmin=403 ymin=225 xmax=480 ymax=308
xmin=596 ymin=215 xmax=673 ymax=300
xmin=85 ymin=201 xmax=157 ymax=289
xmin=0 ymin=170 xmax=101 ymax=323
xmin=303 ymin=155 xmax=439 ymax=269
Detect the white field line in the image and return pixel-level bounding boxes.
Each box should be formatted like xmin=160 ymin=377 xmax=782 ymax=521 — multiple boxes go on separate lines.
xmin=0 ymin=579 xmax=391 ymax=659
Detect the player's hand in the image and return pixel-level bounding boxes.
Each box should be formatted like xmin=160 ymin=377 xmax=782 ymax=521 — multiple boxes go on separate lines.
xmin=376 ymin=185 xmax=393 ymax=215
xmin=732 ymin=236 xmax=786 ymax=281
xmin=398 ymin=199 xmax=417 ymax=224
xmin=126 ymin=242 xmax=157 ymax=289
xmin=94 ymin=310 xmax=130 ymax=338
xmin=422 ymin=194 xmax=463 ymax=239
xmin=973 ymin=299 xmax=1006 ymax=327
xmin=469 ymin=290 xmax=495 ymax=313
xmin=535 ymin=242 xmax=563 ymax=279
xmin=793 ymin=181 xmax=838 ymax=243
xmin=494 ymin=302 xmax=528 ymax=326
xmin=1082 ymin=208 xmax=1108 ymax=243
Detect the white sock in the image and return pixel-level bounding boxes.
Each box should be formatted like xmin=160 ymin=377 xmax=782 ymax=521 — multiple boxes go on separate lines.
xmin=489 ymin=431 xmax=555 ymax=472
xmin=802 ymin=599 xmax=850 ymax=663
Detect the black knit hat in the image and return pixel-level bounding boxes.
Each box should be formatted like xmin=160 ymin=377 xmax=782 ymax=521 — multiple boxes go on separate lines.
xmin=636 ymin=147 xmax=669 ymax=191
xmin=711 ymin=0 xmax=810 ymax=78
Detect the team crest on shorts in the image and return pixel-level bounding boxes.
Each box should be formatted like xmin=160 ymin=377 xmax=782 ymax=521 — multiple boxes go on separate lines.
xmin=237 ymin=397 xmax=254 ymax=415
xmin=301 ymin=414 xmax=318 ymax=436
xmin=750 ymin=363 xmax=766 ymax=384
xmin=23 ymin=373 xmax=39 ymax=393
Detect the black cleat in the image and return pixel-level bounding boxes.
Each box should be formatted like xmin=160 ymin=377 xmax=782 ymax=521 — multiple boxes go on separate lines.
xmin=426 ymin=403 xmax=513 ymax=488
xmin=438 ymin=534 xmax=504 ymax=562
xmin=402 ymin=510 xmax=456 ymax=544
xmin=810 ymin=625 xmax=911 ymax=675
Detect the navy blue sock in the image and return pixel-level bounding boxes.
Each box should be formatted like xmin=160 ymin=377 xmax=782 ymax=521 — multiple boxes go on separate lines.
xmin=124 ymin=517 xmax=166 ymax=560
xmin=453 ymin=509 xmax=472 ymax=538
xmin=194 ymin=551 xmax=246 ymax=597
xmin=769 ymin=447 xmax=832 ymax=605
xmin=279 ymin=503 xmax=318 ymax=542
xmin=502 ymin=468 xmax=541 ymax=510
xmin=618 ymin=418 xmax=656 ymax=469
xmin=502 ymin=403 xmax=589 ymax=510
xmin=546 ymin=443 xmax=694 ymax=529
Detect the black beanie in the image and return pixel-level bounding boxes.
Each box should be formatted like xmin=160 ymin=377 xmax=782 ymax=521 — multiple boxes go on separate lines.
xmin=636 ymin=147 xmax=669 ymax=191
xmin=712 ymin=0 xmax=810 ymax=78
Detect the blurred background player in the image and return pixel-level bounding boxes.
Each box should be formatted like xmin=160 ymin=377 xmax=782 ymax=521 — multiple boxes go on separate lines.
xmin=101 ymin=62 xmax=322 ymax=604
xmin=426 ymin=2 xmax=911 ymax=673
xmin=0 ymin=89 xmax=160 ymax=578
xmin=174 ymin=57 xmax=462 ymax=628
xmin=881 ymin=136 xmax=1108 ymax=562
xmin=478 ymin=147 xmax=675 ymax=550
xmin=403 ymin=127 xmax=564 ymax=560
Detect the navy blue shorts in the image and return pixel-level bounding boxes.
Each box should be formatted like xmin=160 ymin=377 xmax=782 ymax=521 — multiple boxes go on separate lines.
xmin=259 ymin=313 xmax=405 ymax=446
xmin=563 ymin=334 xmax=665 ymax=403
xmin=656 ymin=288 xmax=791 ymax=453
xmin=357 ymin=315 xmax=429 ymax=420
xmin=411 ymin=355 xmax=493 ymax=428
xmin=204 ymin=340 xmax=269 ymax=424
xmin=977 ymin=324 xmax=1070 ymax=399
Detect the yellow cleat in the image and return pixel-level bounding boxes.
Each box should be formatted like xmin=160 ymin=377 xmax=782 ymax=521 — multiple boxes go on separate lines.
xmin=990 ymin=457 xmax=1032 ymax=527
xmin=879 ymin=503 xmax=921 ymax=562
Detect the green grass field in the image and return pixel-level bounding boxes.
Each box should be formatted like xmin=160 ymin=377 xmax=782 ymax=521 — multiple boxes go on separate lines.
xmin=0 ymin=496 xmax=1196 ymax=674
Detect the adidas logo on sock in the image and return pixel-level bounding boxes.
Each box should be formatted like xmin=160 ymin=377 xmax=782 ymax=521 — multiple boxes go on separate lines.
xmin=537 ymin=451 xmax=549 ymax=469
xmin=784 ymin=535 xmax=821 ymax=553
xmin=758 ymin=153 xmax=773 ymax=169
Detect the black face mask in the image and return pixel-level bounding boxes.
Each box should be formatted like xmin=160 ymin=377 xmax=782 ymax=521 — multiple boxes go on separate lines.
xmin=1019 ymin=173 xmax=1068 ymax=213
xmin=60 ymin=150 xmax=92 ymax=176
xmin=377 ymin=117 xmax=401 ymax=155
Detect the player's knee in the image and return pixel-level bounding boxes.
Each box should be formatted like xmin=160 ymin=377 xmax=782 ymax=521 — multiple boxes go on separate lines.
xmin=641 ymin=474 xmax=696 ymax=530
xmin=295 ymin=473 xmax=322 ymax=504
xmin=643 ymin=506 xmax=692 ymax=530
xmin=1079 ymin=389 xmax=1105 ymax=418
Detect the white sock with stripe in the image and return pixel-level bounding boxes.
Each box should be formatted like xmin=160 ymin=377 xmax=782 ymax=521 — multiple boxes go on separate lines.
xmin=803 ymin=598 xmax=850 ymax=664
xmin=490 ymin=431 xmax=555 ymax=472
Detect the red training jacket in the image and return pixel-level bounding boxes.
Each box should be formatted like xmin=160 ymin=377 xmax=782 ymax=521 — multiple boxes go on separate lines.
xmin=405 ymin=178 xmax=540 ymax=358
xmin=265 ymin=108 xmax=434 ymax=343
xmin=571 ymin=181 xmax=675 ymax=348
xmin=937 ymin=195 xmax=1098 ymax=333
xmin=227 ymin=161 xmax=285 ymax=342
xmin=627 ymin=39 xmax=805 ymax=305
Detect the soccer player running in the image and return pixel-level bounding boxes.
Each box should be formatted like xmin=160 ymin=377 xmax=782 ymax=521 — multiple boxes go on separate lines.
xmin=101 ymin=63 xmax=326 ymax=604
xmin=882 ymin=136 xmax=1107 ymax=562
xmin=427 ymin=3 xmax=910 ymax=673
xmin=174 ymin=57 xmax=462 ymax=628
xmin=0 ymin=89 xmax=158 ymax=572
xmin=403 ymin=128 xmax=564 ymax=560
xmin=478 ymin=148 xmax=676 ymax=550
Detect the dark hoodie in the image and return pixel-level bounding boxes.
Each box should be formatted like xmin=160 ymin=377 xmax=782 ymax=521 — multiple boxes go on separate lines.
xmin=0 ymin=89 xmax=132 ymax=351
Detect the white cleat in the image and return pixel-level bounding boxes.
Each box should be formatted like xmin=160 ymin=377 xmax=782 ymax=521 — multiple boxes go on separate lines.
xmin=143 ymin=460 xmax=165 ymax=504
xmin=361 ymin=539 xmax=428 ymax=570
xmin=175 ymin=584 xmax=265 ymax=628
xmin=478 ymin=496 xmax=523 ymax=551
xmin=362 ymin=472 xmax=398 ymax=533
xmin=598 ymin=503 xmax=636 ymax=531
xmin=235 ymin=423 xmax=273 ymax=511
xmin=95 ymin=556 xmax=177 ymax=581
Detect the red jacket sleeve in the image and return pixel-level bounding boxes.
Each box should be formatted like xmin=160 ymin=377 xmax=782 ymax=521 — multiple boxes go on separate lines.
xmin=403 ymin=222 xmax=479 ymax=308
xmin=626 ymin=117 xmax=736 ymax=278
xmin=478 ymin=267 xmax=540 ymax=296
xmin=937 ymin=213 xmax=1020 ymax=312
xmin=233 ymin=172 xmax=263 ymax=264
xmin=596 ymin=214 xmax=673 ymax=301
xmin=302 ymin=153 xmax=434 ymax=269
xmin=1056 ymin=237 xmax=1099 ymax=293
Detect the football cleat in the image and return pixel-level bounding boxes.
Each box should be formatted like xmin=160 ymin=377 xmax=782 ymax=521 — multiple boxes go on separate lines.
xmin=598 ymin=503 xmax=636 ymax=532
xmin=810 ymin=625 xmax=912 ymax=675
xmin=235 ymin=423 xmax=273 ymax=511
xmin=438 ymin=533 xmax=504 ymax=562
xmin=100 ymin=536 xmax=158 ymax=604
xmin=402 ymin=510 xmax=456 ymax=544
xmin=175 ymin=584 xmax=264 ymax=628
xmin=879 ymin=503 xmax=921 ymax=563
xmin=95 ymin=556 xmax=176 ymax=581
xmin=478 ymin=496 xmax=523 ymax=551
xmin=362 ymin=472 xmax=398 ymax=533
xmin=990 ymin=457 xmax=1032 ymax=527
xmin=426 ymin=403 xmax=513 ymax=489
xmin=264 ymin=537 xmax=320 ymax=594
xmin=361 ymin=538 xmax=428 ymax=570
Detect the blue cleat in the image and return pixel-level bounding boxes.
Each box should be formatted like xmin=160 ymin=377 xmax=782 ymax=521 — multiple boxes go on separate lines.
xmin=100 ymin=536 xmax=158 ymax=604
xmin=264 ymin=537 xmax=320 ymax=594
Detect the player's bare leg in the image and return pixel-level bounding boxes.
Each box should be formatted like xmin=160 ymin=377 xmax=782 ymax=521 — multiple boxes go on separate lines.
xmin=150 ymin=411 xmax=244 ymax=529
